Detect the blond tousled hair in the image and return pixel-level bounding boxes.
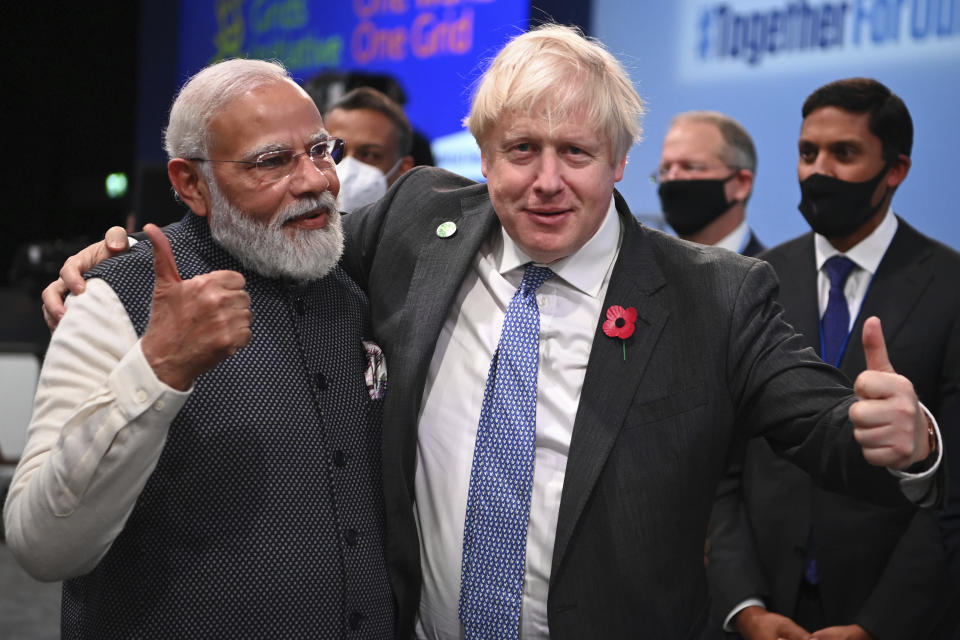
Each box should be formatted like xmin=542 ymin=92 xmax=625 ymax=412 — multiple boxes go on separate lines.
xmin=465 ymin=24 xmax=644 ymax=161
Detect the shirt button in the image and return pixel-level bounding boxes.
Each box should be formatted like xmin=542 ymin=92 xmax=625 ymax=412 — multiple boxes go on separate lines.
xmin=135 ymin=389 xmax=148 ymax=403
xmin=154 ymin=400 xmax=165 ymax=411
xmin=537 ymin=294 xmax=548 ymax=308
xmin=332 ymin=450 xmax=347 ymax=467
xmin=345 ymin=528 xmax=359 ymax=546
xmin=293 ymin=298 xmax=306 ymax=315
xmin=348 ymin=611 xmax=364 ymax=630
xmin=316 ymin=372 xmax=327 ymax=391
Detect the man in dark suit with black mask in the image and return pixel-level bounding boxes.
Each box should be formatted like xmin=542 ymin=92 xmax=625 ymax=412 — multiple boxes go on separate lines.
xmin=708 ymin=77 xmax=959 ymax=640
xmin=655 ymin=110 xmax=765 ymax=256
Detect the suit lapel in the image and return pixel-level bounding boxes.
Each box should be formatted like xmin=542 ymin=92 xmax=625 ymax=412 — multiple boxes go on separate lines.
xmin=774 ymin=235 xmax=821 ymax=353
xmin=395 ymin=191 xmax=499 ymax=397
xmin=551 ymin=195 xmax=670 ymax=580
xmin=842 ymin=219 xmax=934 ymax=375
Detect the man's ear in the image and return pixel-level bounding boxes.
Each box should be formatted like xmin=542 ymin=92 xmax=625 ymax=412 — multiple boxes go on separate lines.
xmin=731 ymin=169 xmax=754 ymax=202
xmin=613 ymin=154 xmax=628 ymax=182
xmin=168 ymin=158 xmax=211 ymax=217
xmin=886 ymin=153 xmax=911 ymax=189
xmin=400 ymin=155 xmax=415 ymax=175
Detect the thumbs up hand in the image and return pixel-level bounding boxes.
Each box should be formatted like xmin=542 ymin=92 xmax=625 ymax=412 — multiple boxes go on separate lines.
xmin=849 ymin=316 xmax=931 ymax=470
xmin=140 ymin=224 xmax=252 ymax=390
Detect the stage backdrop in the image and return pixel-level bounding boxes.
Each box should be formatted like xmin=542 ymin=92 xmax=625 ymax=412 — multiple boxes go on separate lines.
xmin=592 ymin=0 xmax=960 ymax=249
xmin=167 ymin=0 xmax=959 ymax=249
xmin=175 ymin=0 xmax=531 ymax=179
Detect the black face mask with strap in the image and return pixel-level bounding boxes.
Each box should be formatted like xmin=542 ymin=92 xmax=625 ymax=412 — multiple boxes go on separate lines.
xmin=658 ymin=173 xmax=739 ymax=236
xmin=798 ymin=162 xmax=892 ymax=238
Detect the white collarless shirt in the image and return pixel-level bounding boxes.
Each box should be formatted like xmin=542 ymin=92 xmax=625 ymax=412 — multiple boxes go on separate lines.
xmin=414 ymin=198 xmax=622 ymax=640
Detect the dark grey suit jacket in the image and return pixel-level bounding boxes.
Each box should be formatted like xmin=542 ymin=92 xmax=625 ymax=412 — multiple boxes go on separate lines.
xmin=708 ymin=219 xmax=959 ymax=638
xmin=341 ymin=167 xmax=926 ymax=639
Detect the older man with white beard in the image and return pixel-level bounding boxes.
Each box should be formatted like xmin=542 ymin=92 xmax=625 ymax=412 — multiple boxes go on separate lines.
xmin=2 ymin=59 xmax=394 ymax=638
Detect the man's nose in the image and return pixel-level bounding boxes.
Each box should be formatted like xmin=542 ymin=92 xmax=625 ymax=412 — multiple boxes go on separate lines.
xmin=288 ymin=153 xmax=332 ymax=195
xmin=533 ymin=151 xmax=563 ymax=194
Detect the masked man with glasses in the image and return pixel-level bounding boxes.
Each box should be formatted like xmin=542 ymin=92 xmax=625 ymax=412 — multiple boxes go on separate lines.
xmin=708 ymin=77 xmax=959 ymax=640
xmin=654 ymin=111 xmax=765 ymax=256
xmin=3 ymin=59 xmax=395 ymax=638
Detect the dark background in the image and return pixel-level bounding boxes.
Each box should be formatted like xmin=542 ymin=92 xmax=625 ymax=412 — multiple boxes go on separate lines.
xmin=2 ymin=3 xmax=139 ymax=347
xmin=0 ymin=1 xmax=588 ymax=348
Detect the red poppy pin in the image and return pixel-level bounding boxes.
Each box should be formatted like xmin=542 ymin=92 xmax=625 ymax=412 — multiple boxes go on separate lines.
xmin=603 ymin=305 xmax=637 ymax=361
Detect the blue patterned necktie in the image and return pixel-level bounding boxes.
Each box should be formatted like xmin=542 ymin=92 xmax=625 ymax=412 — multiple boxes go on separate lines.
xmin=820 ymin=255 xmax=857 ymax=366
xmin=459 ymin=264 xmax=553 ymax=640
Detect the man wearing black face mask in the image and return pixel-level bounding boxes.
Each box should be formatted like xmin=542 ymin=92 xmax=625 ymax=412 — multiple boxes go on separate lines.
xmin=708 ymin=78 xmax=960 ymax=639
xmin=656 ymin=111 xmax=765 ymax=256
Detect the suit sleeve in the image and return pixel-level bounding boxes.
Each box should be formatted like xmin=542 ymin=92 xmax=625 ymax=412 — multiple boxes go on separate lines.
xmin=706 ymin=443 xmax=770 ymax=632
xmin=936 ymin=309 xmax=960 ymax=586
xmin=853 ymin=508 xmax=952 ymax=638
xmin=725 ymin=260 xmax=903 ymax=501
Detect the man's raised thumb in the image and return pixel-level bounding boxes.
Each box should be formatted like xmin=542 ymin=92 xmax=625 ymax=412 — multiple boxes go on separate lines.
xmin=145 ymin=224 xmax=182 ymax=287
xmin=862 ymin=315 xmax=894 ymax=373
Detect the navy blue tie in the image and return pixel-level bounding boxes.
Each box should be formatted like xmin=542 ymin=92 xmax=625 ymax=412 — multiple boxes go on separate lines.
xmin=459 ymin=264 xmax=553 ymax=640
xmin=805 ymin=255 xmax=856 ymax=586
xmin=820 ymin=255 xmax=856 ymax=366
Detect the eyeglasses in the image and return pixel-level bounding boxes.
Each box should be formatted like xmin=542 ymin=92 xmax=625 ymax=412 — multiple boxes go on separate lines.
xmin=190 ymin=138 xmax=346 ymax=184
xmin=649 ymin=163 xmax=742 ymax=185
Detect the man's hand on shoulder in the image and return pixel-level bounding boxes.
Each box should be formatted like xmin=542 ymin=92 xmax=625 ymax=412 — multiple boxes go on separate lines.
xmin=849 ymin=316 xmax=931 ymax=470
xmin=140 ymin=224 xmax=252 ymax=391
xmin=41 ymin=225 xmax=132 ymax=330
xmin=734 ymin=606 xmax=809 ymax=640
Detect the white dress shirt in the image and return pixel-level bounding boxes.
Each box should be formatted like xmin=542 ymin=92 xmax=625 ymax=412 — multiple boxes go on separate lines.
xmin=814 ymin=207 xmax=898 ymax=331
xmin=713 ymin=218 xmax=751 ymax=253
xmin=414 ymin=198 xmax=621 ymax=640
xmin=2 ymin=279 xmax=190 ymax=580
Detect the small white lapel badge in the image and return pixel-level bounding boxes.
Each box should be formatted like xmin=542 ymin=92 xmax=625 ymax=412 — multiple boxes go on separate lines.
xmin=436 ymin=221 xmax=457 ymax=238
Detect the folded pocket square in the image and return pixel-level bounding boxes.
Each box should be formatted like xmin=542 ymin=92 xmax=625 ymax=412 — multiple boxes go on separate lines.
xmin=363 ymin=339 xmax=387 ymax=400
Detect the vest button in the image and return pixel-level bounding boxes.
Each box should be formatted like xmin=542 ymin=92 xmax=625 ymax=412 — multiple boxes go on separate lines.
xmin=293 ymin=298 xmax=306 ymax=315
xmin=348 ymin=611 xmax=364 ymax=630
xmin=316 ymin=372 xmax=327 ymax=390
xmin=333 ymin=449 xmax=347 ymax=467
xmin=345 ymin=528 xmax=359 ymax=546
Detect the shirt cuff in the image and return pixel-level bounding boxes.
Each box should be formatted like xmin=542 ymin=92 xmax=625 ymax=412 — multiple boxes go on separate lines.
xmin=724 ymin=598 xmax=766 ymax=632
xmin=109 ymin=339 xmax=191 ymax=421
xmin=887 ymin=403 xmax=942 ymax=507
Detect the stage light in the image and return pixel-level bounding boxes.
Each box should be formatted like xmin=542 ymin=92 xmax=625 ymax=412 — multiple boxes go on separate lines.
xmin=105 ymin=172 xmax=128 ymax=199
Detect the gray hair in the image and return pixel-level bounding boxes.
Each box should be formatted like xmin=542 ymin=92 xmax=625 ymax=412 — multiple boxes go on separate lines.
xmin=670 ymin=110 xmax=757 ymax=174
xmin=164 ymin=58 xmax=291 ymax=160
xmin=465 ymin=24 xmax=644 ymax=161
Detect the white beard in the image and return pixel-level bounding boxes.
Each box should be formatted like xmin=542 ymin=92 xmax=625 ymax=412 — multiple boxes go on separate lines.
xmin=205 ymin=176 xmax=344 ymax=282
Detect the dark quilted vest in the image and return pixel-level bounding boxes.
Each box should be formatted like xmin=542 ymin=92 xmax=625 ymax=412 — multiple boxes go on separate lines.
xmin=62 ymin=213 xmax=393 ymax=639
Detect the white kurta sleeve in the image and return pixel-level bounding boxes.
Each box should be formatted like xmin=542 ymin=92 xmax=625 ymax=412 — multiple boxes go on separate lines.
xmin=3 ymin=278 xmax=190 ymax=581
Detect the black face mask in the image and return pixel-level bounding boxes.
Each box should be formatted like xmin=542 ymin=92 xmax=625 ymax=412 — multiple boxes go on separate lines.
xmin=658 ymin=174 xmax=738 ymax=236
xmin=798 ymin=163 xmax=891 ymax=238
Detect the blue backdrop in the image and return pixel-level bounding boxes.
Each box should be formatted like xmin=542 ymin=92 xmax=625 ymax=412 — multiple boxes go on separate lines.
xmin=592 ymin=0 xmax=960 ymax=249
